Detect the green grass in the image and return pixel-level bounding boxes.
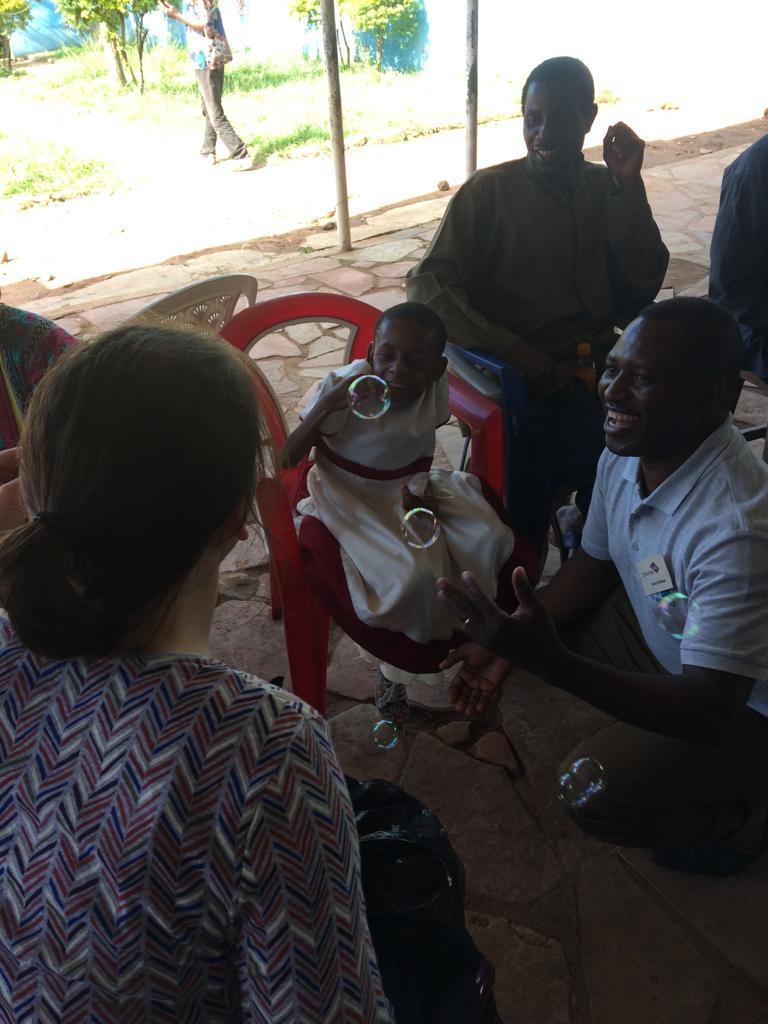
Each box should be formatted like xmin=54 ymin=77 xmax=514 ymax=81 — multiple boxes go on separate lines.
xmin=0 ymin=44 xmax=337 ymax=198
xmin=1 ymin=145 xmax=115 ymax=198
xmin=248 ymin=122 xmax=330 ymax=165
xmin=55 ymin=40 xmax=110 ymax=83
xmin=226 ymin=56 xmax=325 ymax=93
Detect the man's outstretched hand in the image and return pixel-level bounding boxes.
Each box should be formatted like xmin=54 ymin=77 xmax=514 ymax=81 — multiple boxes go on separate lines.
xmin=603 ymin=122 xmax=645 ymax=183
xmin=436 ymin=567 xmax=565 ymax=703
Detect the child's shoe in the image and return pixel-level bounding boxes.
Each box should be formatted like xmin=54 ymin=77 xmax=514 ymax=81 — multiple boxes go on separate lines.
xmin=375 ymin=669 xmax=409 ymax=724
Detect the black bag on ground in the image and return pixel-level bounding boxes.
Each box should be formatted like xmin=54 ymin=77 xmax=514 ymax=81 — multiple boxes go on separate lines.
xmin=347 ymin=777 xmax=499 ymax=1024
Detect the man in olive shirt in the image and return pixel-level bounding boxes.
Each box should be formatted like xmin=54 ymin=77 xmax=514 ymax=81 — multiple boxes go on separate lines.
xmin=407 ymin=57 xmax=669 ymax=516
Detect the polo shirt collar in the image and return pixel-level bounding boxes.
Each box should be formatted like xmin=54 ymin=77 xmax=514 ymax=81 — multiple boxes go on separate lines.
xmin=621 ymin=415 xmax=735 ymax=515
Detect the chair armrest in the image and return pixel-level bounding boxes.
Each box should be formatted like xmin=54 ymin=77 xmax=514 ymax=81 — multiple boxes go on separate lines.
xmin=459 ymin=349 xmax=527 ymax=418
xmin=445 ymin=343 xmax=503 ymax=400
xmin=444 ymin=345 xmax=527 ymax=438
xmin=447 ymin=372 xmax=505 ymax=502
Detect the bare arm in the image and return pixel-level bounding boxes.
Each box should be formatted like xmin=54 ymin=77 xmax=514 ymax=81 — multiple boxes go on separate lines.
xmin=538 ymin=548 xmax=619 ymax=629
xmin=159 ymin=1 xmax=208 ymax=32
xmin=547 ymin=647 xmax=753 ymax=744
xmin=602 ymin=123 xmax=670 ymax=318
xmin=280 ymin=374 xmax=361 ymax=468
xmin=439 ymin=569 xmax=754 ymax=742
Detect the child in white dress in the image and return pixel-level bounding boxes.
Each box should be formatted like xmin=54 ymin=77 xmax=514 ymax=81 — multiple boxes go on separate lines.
xmin=282 ymin=303 xmax=533 ymax=718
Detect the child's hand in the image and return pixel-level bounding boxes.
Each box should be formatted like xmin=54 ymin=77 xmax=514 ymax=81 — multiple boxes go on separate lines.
xmin=320 ymin=373 xmax=369 ymax=416
xmin=401 ymin=483 xmax=439 ymax=516
xmin=440 ymin=643 xmax=512 ymax=718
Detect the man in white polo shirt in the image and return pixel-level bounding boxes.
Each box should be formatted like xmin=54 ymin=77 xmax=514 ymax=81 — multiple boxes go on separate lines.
xmin=437 ymin=297 xmax=768 ymax=876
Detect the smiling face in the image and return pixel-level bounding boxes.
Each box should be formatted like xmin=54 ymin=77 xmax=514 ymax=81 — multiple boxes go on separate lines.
xmin=599 ymin=317 xmax=715 ymax=460
xmin=367 ymin=316 xmax=447 ymax=406
xmin=522 ymin=79 xmax=597 ymax=178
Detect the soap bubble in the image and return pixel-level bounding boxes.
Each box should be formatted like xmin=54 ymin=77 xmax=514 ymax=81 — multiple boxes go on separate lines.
xmin=347 ymin=375 xmax=391 ymax=420
xmin=371 ymin=718 xmax=401 ymax=750
xmin=655 ymin=591 xmax=701 ymax=641
xmin=402 ymin=506 xmax=440 ymax=549
xmin=557 ymin=757 xmax=606 ymax=810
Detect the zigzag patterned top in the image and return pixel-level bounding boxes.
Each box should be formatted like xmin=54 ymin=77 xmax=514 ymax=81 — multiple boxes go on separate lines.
xmin=0 ymin=621 xmax=393 ymax=1023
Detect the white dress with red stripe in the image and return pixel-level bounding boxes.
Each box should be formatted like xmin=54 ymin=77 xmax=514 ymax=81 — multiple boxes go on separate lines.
xmin=297 ymin=361 xmax=520 ymax=672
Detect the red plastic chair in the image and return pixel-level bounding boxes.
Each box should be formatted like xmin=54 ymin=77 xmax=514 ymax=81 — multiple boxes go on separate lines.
xmin=219 ymin=354 xmax=331 ymax=716
xmin=220 ymin=292 xmax=541 ymax=714
xmin=220 ymin=293 xmax=381 ymax=716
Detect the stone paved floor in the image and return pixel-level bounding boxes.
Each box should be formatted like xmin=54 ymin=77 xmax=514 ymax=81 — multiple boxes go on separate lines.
xmin=27 ymin=144 xmax=768 ymax=1023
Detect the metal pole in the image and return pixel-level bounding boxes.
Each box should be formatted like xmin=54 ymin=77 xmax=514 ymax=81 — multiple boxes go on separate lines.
xmin=321 ymin=0 xmax=352 ymax=251
xmin=465 ymin=0 xmax=479 ymax=177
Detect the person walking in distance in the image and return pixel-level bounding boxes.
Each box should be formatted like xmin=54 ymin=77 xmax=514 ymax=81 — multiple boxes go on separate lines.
xmin=161 ymin=0 xmax=251 ymax=168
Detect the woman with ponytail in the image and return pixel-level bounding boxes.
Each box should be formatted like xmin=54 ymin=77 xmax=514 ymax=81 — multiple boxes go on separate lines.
xmin=0 ymin=326 xmax=392 ymax=1024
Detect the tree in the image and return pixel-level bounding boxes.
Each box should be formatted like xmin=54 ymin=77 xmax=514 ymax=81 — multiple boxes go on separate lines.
xmin=347 ymin=0 xmax=419 ymax=71
xmin=289 ymin=0 xmax=420 ymax=71
xmin=56 ymin=0 xmax=155 ymax=90
xmin=289 ymin=0 xmax=321 ymax=28
xmin=0 ymin=0 xmax=30 ymax=71
xmin=128 ymin=0 xmax=156 ymax=92
xmin=289 ymin=0 xmax=351 ymax=67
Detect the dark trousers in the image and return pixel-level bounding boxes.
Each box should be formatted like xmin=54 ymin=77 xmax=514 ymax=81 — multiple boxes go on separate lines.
xmin=195 ymin=66 xmax=247 ymax=158
xmin=560 ymin=586 xmax=768 ymax=853
xmin=526 ymin=381 xmax=606 ymax=516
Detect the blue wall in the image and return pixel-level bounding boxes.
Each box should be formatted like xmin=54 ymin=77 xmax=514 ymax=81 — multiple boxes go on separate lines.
xmin=11 ymin=0 xmax=81 ymax=56
xmin=355 ymin=0 xmax=428 ymax=72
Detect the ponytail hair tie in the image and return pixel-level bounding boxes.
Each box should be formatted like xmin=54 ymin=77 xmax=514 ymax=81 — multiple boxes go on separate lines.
xmin=32 ymin=510 xmax=61 ymax=532
xmin=31 ymin=510 xmax=79 ymax=552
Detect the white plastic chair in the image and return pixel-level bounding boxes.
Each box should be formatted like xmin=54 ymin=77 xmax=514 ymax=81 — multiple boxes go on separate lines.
xmin=126 ymin=275 xmax=259 ymax=335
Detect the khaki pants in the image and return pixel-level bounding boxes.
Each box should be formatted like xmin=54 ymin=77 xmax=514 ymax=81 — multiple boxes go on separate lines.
xmin=559 ymin=587 xmax=768 ymax=852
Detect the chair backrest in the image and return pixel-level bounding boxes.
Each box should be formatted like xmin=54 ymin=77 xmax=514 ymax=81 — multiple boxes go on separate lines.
xmin=126 ymin=275 xmax=259 ymax=335
xmin=221 ymin=292 xmax=380 ymax=361
xmin=234 ymin=356 xmax=330 ymax=714
xmin=221 ymin=293 xmax=381 ymax=500
xmin=241 ymin=356 xmax=290 ymax=452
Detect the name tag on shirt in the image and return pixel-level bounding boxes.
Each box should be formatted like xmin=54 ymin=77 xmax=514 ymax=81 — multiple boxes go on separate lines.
xmin=635 ymin=554 xmax=673 ymax=596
